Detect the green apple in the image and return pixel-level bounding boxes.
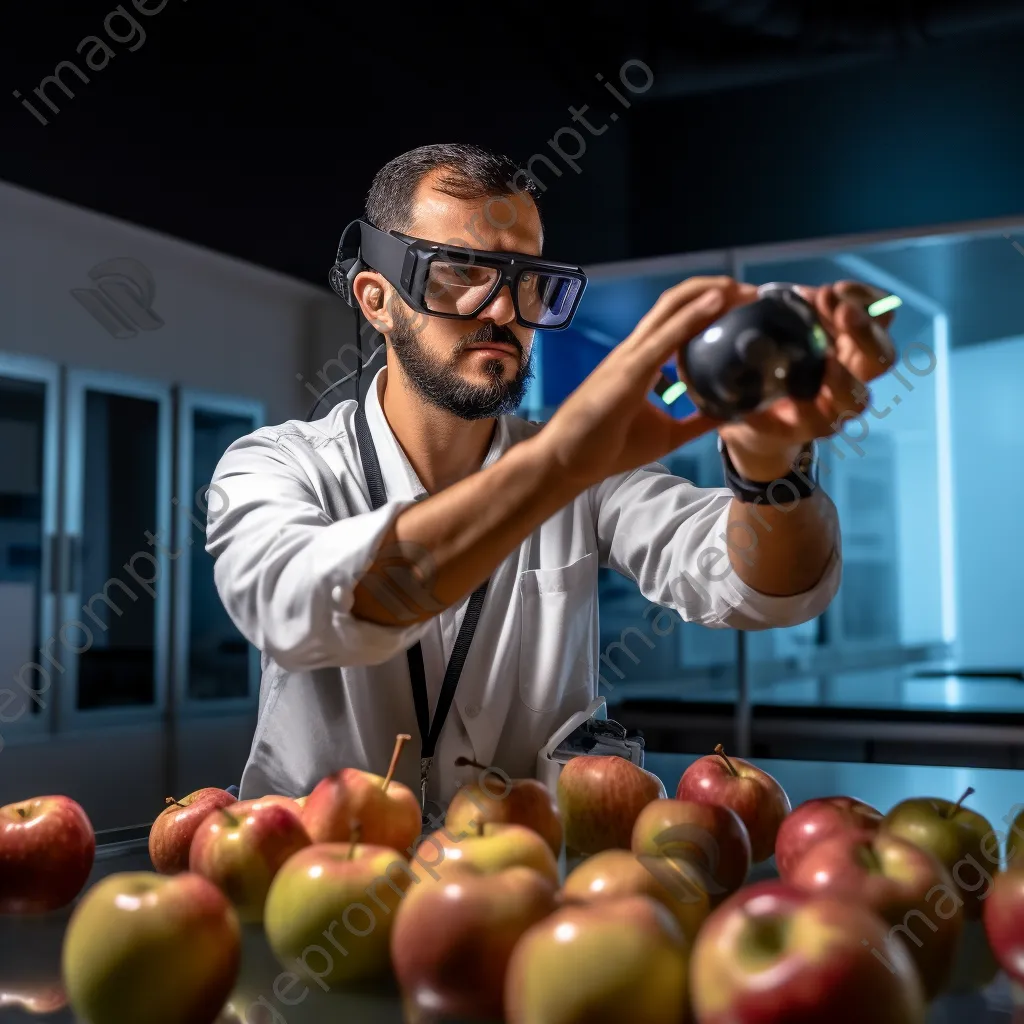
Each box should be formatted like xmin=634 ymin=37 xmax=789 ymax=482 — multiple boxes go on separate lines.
xmin=880 ymin=787 xmax=994 ymax=918
xmin=505 ymin=895 xmax=689 ymax=1024
xmin=62 ymin=872 xmax=240 ymax=1024
xmin=264 ymin=841 xmax=416 ymax=987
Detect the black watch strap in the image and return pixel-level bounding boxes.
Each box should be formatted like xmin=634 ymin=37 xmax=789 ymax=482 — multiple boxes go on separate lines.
xmin=719 ymin=438 xmax=818 ymax=504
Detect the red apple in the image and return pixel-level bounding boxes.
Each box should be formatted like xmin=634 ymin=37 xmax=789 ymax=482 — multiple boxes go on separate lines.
xmin=675 ymin=745 xmax=790 ymax=863
xmin=0 ymin=796 xmax=95 ymax=914
xmin=983 ymin=862 xmax=1024 ymax=984
xmin=445 ymin=757 xmax=563 ymax=856
xmin=775 ymin=796 xmax=883 ymax=880
xmin=189 ymin=798 xmax=311 ymax=923
xmin=631 ymin=798 xmax=751 ymax=901
xmin=557 ymin=755 xmax=666 ymax=856
xmin=505 ymin=895 xmax=690 ymax=1024
xmin=301 ymin=735 xmax=421 ymax=855
xmin=264 ymin=841 xmax=417 ymax=986
xmin=391 ymin=864 xmax=558 ymax=1022
xmin=562 ymin=847 xmax=711 ymax=944
xmin=690 ymin=880 xmax=927 ymax=1024
xmin=787 ymin=829 xmax=963 ymax=1000
xmin=62 ymin=871 xmax=240 ymax=1024
xmin=149 ymin=788 xmax=237 ymax=875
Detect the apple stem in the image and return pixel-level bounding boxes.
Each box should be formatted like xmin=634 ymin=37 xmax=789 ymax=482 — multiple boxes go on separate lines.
xmin=454 ymin=756 xmax=489 ymax=772
xmin=382 ymin=734 xmax=412 ymax=794
xmin=164 ymin=797 xmax=187 ymax=809
xmin=948 ymin=787 xmax=976 ymax=819
xmin=220 ymin=808 xmax=239 ymax=828
xmin=714 ymin=743 xmax=739 ymax=777
xmin=349 ymin=823 xmax=362 ymax=858
xmin=16 ymin=806 xmax=29 ymax=819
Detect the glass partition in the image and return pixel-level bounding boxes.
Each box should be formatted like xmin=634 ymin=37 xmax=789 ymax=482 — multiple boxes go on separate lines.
xmin=174 ymin=390 xmax=265 ymax=710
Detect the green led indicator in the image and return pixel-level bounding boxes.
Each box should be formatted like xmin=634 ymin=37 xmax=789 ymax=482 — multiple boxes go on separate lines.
xmin=867 ymin=294 xmax=902 ymax=317
xmin=662 ymin=381 xmax=688 ymax=404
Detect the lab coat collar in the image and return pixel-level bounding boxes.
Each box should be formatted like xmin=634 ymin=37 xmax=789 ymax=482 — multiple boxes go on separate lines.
xmin=362 ymin=367 xmax=512 ymax=502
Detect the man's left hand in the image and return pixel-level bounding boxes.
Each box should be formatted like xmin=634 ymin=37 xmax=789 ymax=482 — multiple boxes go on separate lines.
xmin=714 ymin=280 xmax=899 ymax=481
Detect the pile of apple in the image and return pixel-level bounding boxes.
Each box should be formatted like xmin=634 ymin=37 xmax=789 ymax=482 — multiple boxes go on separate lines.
xmin=5 ymin=739 xmax=1024 ymax=1024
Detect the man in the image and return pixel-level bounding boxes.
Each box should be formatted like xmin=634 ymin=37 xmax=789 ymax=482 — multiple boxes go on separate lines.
xmin=207 ymin=143 xmax=896 ymax=811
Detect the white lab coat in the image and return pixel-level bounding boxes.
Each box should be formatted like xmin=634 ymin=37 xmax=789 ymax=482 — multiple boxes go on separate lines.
xmin=206 ymin=369 xmax=840 ymax=805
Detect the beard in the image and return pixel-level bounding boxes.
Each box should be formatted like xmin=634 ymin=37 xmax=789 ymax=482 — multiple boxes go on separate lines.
xmin=388 ymin=307 xmax=535 ymax=420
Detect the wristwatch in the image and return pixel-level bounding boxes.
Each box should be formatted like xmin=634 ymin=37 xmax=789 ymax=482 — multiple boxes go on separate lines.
xmin=718 ymin=437 xmax=818 ymax=504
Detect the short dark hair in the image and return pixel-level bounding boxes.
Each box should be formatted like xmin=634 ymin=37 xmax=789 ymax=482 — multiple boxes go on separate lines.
xmin=364 ymin=143 xmax=541 ymax=235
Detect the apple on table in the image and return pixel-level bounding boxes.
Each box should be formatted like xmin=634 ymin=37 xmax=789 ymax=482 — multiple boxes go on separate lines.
xmin=301 ymin=734 xmax=422 ymax=855
xmin=265 ymin=837 xmax=417 ymax=987
xmin=505 ymin=895 xmax=690 ymax=1024
xmin=0 ymin=795 xmax=96 ymax=914
xmin=391 ymin=863 xmax=558 ymax=1023
xmin=774 ymin=796 xmax=882 ymax=880
xmin=689 ymin=880 xmax=927 ymax=1024
xmin=445 ymin=756 xmax=563 ymax=856
xmin=149 ymin=788 xmax=237 ymax=875
xmin=557 ymin=754 xmax=666 ymax=857
xmin=189 ymin=797 xmax=311 ymax=923
xmin=675 ymin=744 xmax=791 ymax=864
xmin=880 ymin=786 xmax=994 ymax=918
xmin=787 ymin=828 xmax=964 ymax=1000
xmin=61 ymin=871 xmax=241 ymax=1024
xmin=984 ymin=861 xmax=1024 ymax=986
xmin=419 ymin=822 xmax=560 ymax=887
xmin=631 ymin=797 xmax=752 ymax=901
xmin=562 ymin=847 xmax=711 ymax=944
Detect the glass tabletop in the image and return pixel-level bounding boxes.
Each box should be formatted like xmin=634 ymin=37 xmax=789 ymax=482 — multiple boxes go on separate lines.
xmin=3 ymin=757 xmax=1023 ymax=1022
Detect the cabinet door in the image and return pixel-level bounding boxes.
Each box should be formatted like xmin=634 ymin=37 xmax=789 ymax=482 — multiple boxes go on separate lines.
xmin=173 ymin=390 xmax=265 ymax=712
xmin=0 ymin=354 xmax=61 ymax=744
xmin=59 ymin=370 xmax=172 ymax=728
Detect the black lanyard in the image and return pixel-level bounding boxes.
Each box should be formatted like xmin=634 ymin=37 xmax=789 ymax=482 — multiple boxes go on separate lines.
xmin=354 ymin=403 xmax=489 ymax=812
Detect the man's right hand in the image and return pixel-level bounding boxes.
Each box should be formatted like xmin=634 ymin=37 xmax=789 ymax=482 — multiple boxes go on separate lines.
xmin=534 ymin=276 xmax=756 ymax=490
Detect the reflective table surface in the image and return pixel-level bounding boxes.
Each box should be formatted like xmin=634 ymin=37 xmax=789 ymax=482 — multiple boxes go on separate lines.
xmin=2 ymin=755 xmax=1023 ymax=1022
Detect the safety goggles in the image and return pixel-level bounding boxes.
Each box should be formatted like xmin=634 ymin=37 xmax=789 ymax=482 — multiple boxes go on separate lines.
xmin=355 ymin=219 xmax=587 ymax=330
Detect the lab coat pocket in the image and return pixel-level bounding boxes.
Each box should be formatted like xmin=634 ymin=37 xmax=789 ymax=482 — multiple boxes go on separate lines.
xmin=518 ymin=551 xmax=597 ymax=714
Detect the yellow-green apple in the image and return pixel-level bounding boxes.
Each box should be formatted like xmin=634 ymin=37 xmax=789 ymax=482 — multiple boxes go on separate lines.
xmin=505 ymin=895 xmax=689 ymax=1024
xmin=301 ymin=734 xmax=421 ymax=855
xmin=557 ymin=755 xmax=666 ymax=856
xmin=880 ymin=787 xmax=994 ymax=918
xmin=149 ymin=789 xmax=237 ymax=875
xmin=391 ymin=864 xmax=558 ymax=1022
xmin=787 ymin=829 xmax=963 ymax=1000
xmin=675 ymin=745 xmax=790 ymax=863
xmin=61 ymin=871 xmax=240 ymax=1024
xmin=189 ymin=798 xmax=311 ymax=923
xmin=446 ymin=756 xmax=563 ymax=855
xmin=983 ymin=862 xmax=1024 ymax=984
xmin=690 ymin=880 xmax=926 ymax=1024
xmin=631 ymin=798 xmax=751 ymax=901
xmin=562 ymin=848 xmax=711 ymax=944
xmin=420 ymin=822 xmax=560 ymax=886
xmin=774 ymin=796 xmax=883 ymax=880
xmin=0 ymin=795 xmax=95 ymax=914
xmin=264 ymin=840 xmax=416 ymax=987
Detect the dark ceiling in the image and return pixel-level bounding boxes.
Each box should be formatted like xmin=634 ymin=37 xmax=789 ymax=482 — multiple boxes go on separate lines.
xmin=3 ymin=0 xmax=1024 ymax=288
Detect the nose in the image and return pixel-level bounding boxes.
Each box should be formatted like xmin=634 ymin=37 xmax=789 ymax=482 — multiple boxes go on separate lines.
xmin=477 ymin=283 xmax=517 ymax=326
